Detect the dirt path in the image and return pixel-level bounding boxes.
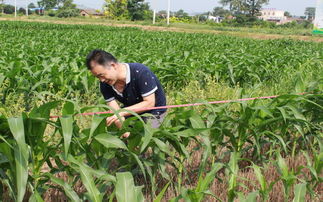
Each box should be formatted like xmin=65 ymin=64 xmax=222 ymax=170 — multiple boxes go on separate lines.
xmin=1 ymin=17 xmax=322 ymax=42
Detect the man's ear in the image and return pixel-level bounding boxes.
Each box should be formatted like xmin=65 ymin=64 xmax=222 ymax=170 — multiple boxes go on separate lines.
xmin=111 ymin=62 xmax=117 ymax=70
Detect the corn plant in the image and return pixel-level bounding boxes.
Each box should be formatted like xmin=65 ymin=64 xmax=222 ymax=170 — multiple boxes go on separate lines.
xmin=275 ymin=151 xmax=305 ymax=202
xmin=251 ymin=163 xmax=276 ymax=201
xmin=0 ymin=20 xmax=322 ymax=201
xmin=1 ymin=21 xmax=322 ymax=115
xmin=170 ymin=162 xmax=223 ymax=202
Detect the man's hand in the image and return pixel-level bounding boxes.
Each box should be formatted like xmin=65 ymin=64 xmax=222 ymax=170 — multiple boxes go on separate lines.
xmin=106 ymin=113 xmax=125 ymax=128
xmin=106 ymin=114 xmax=130 ymax=139
xmin=121 ymin=132 xmax=130 ymax=138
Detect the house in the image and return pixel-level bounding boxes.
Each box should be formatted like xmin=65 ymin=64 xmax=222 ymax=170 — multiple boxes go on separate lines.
xmin=258 ymin=8 xmax=286 ymax=24
xmin=279 ymin=16 xmax=307 ymax=25
xmin=80 ymin=9 xmax=103 ymax=17
xmin=207 ymin=15 xmax=225 ymax=23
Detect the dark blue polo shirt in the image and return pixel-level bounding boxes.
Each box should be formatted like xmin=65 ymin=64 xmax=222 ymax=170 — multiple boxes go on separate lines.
xmin=100 ymin=63 xmax=167 ymax=115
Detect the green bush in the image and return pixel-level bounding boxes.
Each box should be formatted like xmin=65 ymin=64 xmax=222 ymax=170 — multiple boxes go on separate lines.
xmin=221 ymin=15 xmax=276 ymax=28
xmin=277 ymin=20 xmax=313 ymax=29
xmin=56 ymin=9 xmax=79 ymax=18
xmin=3 ymin=4 xmax=15 ymax=14
xmin=47 ymin=10 xmax=57 ymax=17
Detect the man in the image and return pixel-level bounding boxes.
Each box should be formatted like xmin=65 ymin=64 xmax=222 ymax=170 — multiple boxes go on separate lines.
xmin=86 ymin=49 xmax=167 ymax=137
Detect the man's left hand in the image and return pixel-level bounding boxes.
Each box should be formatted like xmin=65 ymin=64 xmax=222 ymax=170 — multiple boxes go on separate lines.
xmin=106 ymin=114 xmax=125 ymax=127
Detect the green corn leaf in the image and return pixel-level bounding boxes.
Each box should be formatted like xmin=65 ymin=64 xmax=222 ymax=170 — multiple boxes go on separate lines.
xmin=116 ymin=172 xmax=143 ymax=202
xmin=140 ymin=124 xmax=154 ymax=153
xmin=0 ymin=136 xmax=13 ymax=150
xmin=264 ymin=131 xmax=287 ymax=153
xmin=89 ymin=115 xmax=106 ymax=140
xmin=130 ymin=152 xmax=146 ymax=180
xmin=59 ymin=115 xmax=73 ymax=158
xmin=285 ymin=105 xmax=306 ymax=121
xmin=109 ymin=191 xmax=115 ymax=202
xmin=293 ymin=183 xmax=306 ymax=202
xmin=0 ymin=142 xmax=13 ymax=162
xmin=72 ymin=160 xmax=116 ymax=183
xmin=94 ymin=133 xmax=128 ymax=150
xmin=277 ymin=107 xmax=289 ymax=122
xmin=197 ymin=163 xmax=223 ymax=195
xmin=8 ymin=116 xmax=29 ymax=202
xmin=62 ymin=101 xmax=75 ymax=116
xmin=173 ymin=128 xmax=204 ymax=138
xmin=153 ymin=138 xmax=170 ymax=154
xmin=14 ymin=145 xmax=29 ymax=202
xmin=199 ymin=135 xmax=212 ymax=174
xmin=153 ymin=181 xmax=171 ymax=202
xmin=302 ymin=151 xmax=318 ymax=180
xmin=227 ymin=152 xmax=239 ymax=201
xmin=135 ymin=186 xmax=144 ymax=202
xmin=189 ymin=113 xmax=206 ymax=130
xmin=81 ymin=76 xmax=89 ymax=93
xmin=277 ymin=152 xmax=289 ymax=178
xmin=252 ymin=163 xmax=266 ymax=192
xmin=46 ymin=173 xmax=81 ymax=202
xmin=238 ymin=191 xmax=258 ymax=202
xmin=79 ymin=165 xmax=102 ymax=202
xmin=8 ymin=117 xmax=26 ymax=148
xmin=29 ymin=101 xmax=60 ymax=119
xmin=29 ymin=190 xmax=45 ymax=202
xmin=256 ymin=106 xmax=274 ymax=118
xmin=0 ymin=73 xmax=5 ymax=87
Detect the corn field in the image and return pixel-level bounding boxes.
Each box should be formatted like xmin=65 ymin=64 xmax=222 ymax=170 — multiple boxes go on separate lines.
xmin=0 ymin=21 xmax=322 ymax=201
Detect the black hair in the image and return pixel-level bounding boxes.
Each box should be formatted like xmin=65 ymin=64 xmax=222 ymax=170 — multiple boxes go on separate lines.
xmin=86 ymin=49 xmax=118 ymax=70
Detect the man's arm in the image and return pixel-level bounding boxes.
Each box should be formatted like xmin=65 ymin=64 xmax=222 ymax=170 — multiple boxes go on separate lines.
xmin=105 ymin=93 xmax=156 ymax=126
xmin=107 ymin=99 xmax=121 ymax=111
xmin=106 ymin=100 xmax=122 ymax=128
xmin=122 ymin=93 xmax=155 ymax=116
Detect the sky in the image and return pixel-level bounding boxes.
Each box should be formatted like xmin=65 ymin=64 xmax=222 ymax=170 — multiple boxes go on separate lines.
xmin=8 ymin=0 xmax=318 ymax=16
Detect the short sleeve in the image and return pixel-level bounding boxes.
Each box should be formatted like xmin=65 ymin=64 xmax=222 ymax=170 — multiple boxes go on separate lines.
xmin=99 ymin=82 xmax=115 ymax=102
xmin=138 ymin=69 xmax=158 ymax=97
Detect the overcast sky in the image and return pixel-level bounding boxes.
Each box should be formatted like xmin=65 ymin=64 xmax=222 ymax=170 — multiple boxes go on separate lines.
xmin=9 ymin=0 xmax=318 ymax=16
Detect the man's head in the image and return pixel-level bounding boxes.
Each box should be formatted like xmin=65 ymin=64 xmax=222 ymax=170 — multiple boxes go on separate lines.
xmin=86 ymin=49 xmax=119 ymax=86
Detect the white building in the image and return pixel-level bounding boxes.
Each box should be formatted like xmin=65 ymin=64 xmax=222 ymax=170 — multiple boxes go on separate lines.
xmin=207 ymin=15 xmax=224 ymax=23
xmin=259 ymin=8 xmax=287 ymax=23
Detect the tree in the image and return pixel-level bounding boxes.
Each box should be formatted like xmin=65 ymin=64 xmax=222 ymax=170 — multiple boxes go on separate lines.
xmin=219 ymin=0 xmax=269 ymax=16
xmin=212 ymin=7 xmax=231 ymax=17
xmin=56 ymin=0 xmax=79 ymax=18
xmin=127 ymin=0 xmax=151 ymax=20
xmin=157 ymin=10 xmax=167 ymax=18
xmin=219 ymin=0 xmax=244 ymax=13
xmin=37 ymin=0 xmax=59 ymax=9
xmin=4 ymin=4 xmax=15 ymax=14
xmin=284 ymin=11 xmax=291 ymax=17
xmin=60 ymin=0 xmax=76 ymax=9
xmin=18 ymin=7 xmax=27 ymax=14
xmin=241 ymin=0 xmax=269 ymax=16
xmin=174 ymin=9 xmax=189 ymax=18
xmin=28 ymin=3 xmax=36 ymax=9
xmin=0 ymin=0 xmax=4 ymax=14
xmin=104 ymin=0 xmax=129 ymax=19
xmin=304 ymin=7 xmax=315 ymax=20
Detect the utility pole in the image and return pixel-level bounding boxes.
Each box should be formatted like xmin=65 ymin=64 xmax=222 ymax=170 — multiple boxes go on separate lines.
xmin=26 ymin=0 xmax=28 ymax=16
xmin=0 ymin=0 xmax=4 ymax=14
xmin=153 ymin=9 xmax=156 ymax=24
xmin=167 ymin=0 xmax=170 ymax=25
xmin=14 ymin=0 xmax=16 ymax=17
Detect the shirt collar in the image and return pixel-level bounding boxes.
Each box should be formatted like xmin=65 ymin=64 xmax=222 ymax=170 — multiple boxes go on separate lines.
xmin=124 ymin=63 xmax=131 ymax=84
xmin=109 ymin=63 xmax=130 ymax=97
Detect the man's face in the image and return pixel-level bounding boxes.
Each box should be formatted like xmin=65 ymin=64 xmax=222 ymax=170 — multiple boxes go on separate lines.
xmin=90 ymin=61 xmax=118 ymax=86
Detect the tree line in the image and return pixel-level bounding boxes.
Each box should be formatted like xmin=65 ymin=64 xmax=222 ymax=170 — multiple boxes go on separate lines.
xmin=0 ymin=0 xmax=317 ymax=23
